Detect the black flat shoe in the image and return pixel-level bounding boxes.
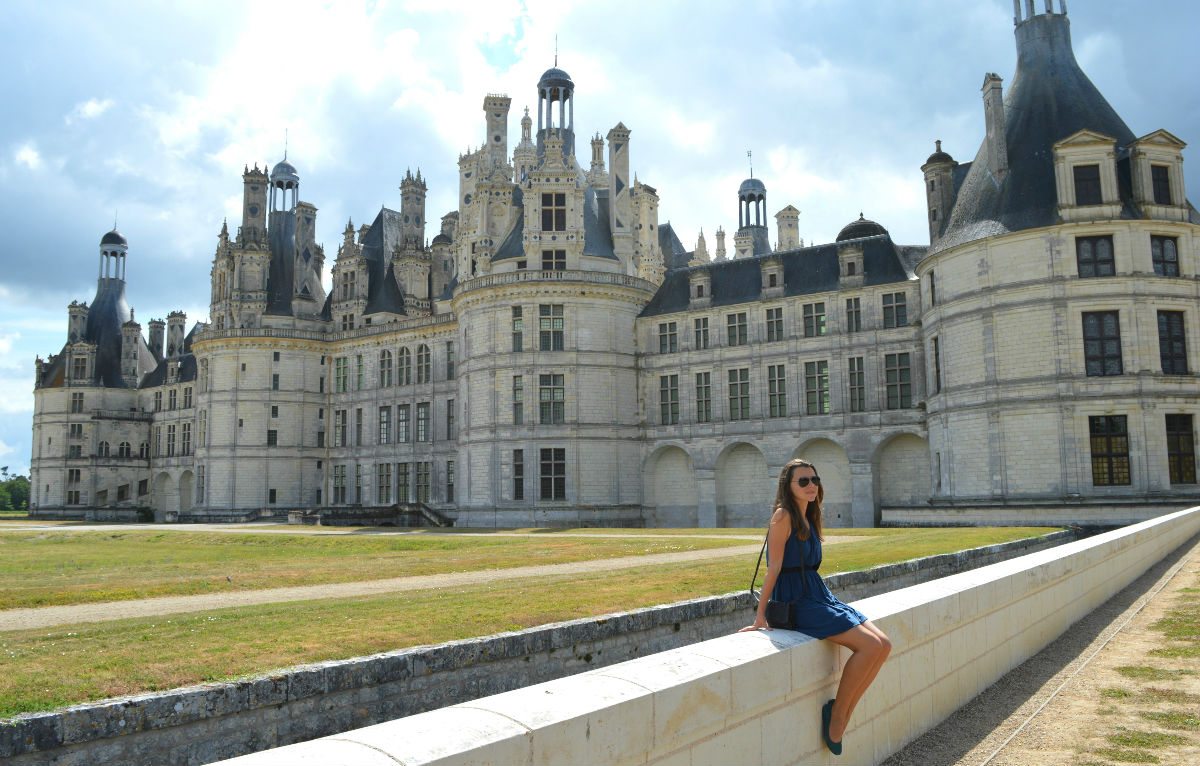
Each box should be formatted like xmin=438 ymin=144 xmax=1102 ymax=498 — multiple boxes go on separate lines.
xmin=821 ymin=699 xmax=843 ymax=756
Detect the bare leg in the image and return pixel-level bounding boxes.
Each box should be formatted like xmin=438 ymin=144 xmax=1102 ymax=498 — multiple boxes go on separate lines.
xmin=824 ymin=621 xmax=891 ymax=741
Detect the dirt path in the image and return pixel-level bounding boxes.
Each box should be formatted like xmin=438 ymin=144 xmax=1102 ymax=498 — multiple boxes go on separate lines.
xmin=883 ymin=534 xmax=1200 ymax=766
xmin=0 ymin=543 xmax=763 ymax=632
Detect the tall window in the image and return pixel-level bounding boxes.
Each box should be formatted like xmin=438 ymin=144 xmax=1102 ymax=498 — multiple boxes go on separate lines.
xmin=512 ymin=307 xmax=524 ymax=352
xmin=1076 ymin=235 xmax=1115 ymax=277
xmin=1166 ymin=414 xmax=1196 ymax=485
xmin=378 ymin=406 xmax=392 ymax=445
xmin=694 ymin=317 xmax=709 ymax=349
xmin=416 ymin=462 xmax=430 ymax=503
xmin=1151 ymin=165 xmax=1172 ymax=205
xmin=658 ymin=322 xmax=678 ymax=353
xmin=118 ymin=441 xmax=131 ymax=458
xmin=513 ymin=375 xmax=524 ymax=424
xmin=397 ymin=463 xmax=410 ymax=503
xmin=416 ymin=345 xmax=431 ymax=383
xmin=416 ymin=402 xmax=430 ymax=442
xmin=539 ymin=305 xmax=564 ymax=350
xmin=513 ymin=449 xmax=525 ymax=500
xmin=767 ymin=364 xmax=787 ymax=418
xmin=884 ymin=353 xmax=912 ymax=409
xmin=882 ymin=293 xmax=907 ymax=328
xmin=1073 ymin=164 xmax=1102 ymax=206
xmin=355 ymin=408 xmax=364 ymax=445
xmin=929 ymin=271 xmax=937 ymax=306
xmin=167 ymin=424 xmax=176 ymax=457
xmin=446 ymin=460 xmax=455 ymax=503
xmin=542 ymin=249 xmax=566 ymax=270
xmin=1089 ymin=415 xmax=1130 ymax=486
xmin=802 ymin=303 xmax=826 ymax=337
xmin=72 ymin=356 xmax=87 ymax=380
xmin=726 ymin=312 xmax=748 ymax=346
xmin=728 ymin=368 xmax=750 ymax=420
xmin=154 ymin=391 xmax=162 ymax=411
xmin=659 ymin=375 xmax=680 ymax=425
xmin=398 ymin=404 xmax=410 ymax=443
xmin=334 ymin=409 xmax=347 ymax=447
xmin=272 ymin=373 xmax=280 ymax=391
xmin=1158 ymin=311 xmax=1189 ymax=374
xmin=445 ymin=341 xmax=456 ymax=378
xmin=446 ymin=399 xmax=455 ymax=439
xmin=182 ymin=422 xmax=191 ymax=455
xmin=541 ymin=192 xmax=567 ymax=231
xmin=695 ymin=372 xmax=712 ymax=423
xmin=845 ymin=297 xmax=862 ymax=333
xmin=355 ymin=464 xmax=364 ymax=502
xmin=198 ymin=410 xmax=206 ymax=448
xmin=1151 ymin=236 xmax=1180 ymax=277
xmin=379 ymin=350 xmax=393 ymax=387
xmin=539 ymin=374 xmax=565 ymax=424
xmin=377 ymin=463 xmax=392 ymax=504
xmin=398 ymin=347 xmax=412 ymax=385
xmin=766 ymin=307 xmax=784 ymax=343
xmin=805 ymin=361 xmax=830 ymax=415
xmin=183 ymin=387 xmax=192 ymax=408
xmin=356 ymin=355 xmax=364 ymax=390
xmin=332 ymin=465 xmax=346 ymax=503
xmin=932 ymin=336 xmax=942 ymax=393
xmin=540 ymin=448 xmax=566 ymax=500
xmin=169 ymin=389 xmax=177 ymax=410
xmin=98 ymin=440 xmax=110 ymax=458
xmin=1083 ymin=311 xmax=1123 ymax=376
xmin=335 ymin=357 xmax=348 ymax=392
xmin=71 ymin=392 xmax=84 ymax=413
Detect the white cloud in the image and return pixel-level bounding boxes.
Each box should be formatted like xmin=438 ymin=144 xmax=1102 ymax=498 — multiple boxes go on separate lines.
xmin=14 ymin=143 xmax=41 ymax=170
xmin=0 ymin=333 xmax=18 ymax=355
xmin=66 ymin=97 xmax=114 ymax=124
xmin=0 ymin=377 xmax=34 ymax=414
xmin=0 ymin=439 xmax=14 ymax=458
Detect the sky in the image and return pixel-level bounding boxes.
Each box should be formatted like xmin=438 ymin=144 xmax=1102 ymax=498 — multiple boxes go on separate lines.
xmin=1 ymin=0 xmax=1198 ymax=476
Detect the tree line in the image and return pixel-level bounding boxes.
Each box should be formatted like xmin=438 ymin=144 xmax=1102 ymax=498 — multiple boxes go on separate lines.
xmin=0 ymin=466 xmax=30 ymax=511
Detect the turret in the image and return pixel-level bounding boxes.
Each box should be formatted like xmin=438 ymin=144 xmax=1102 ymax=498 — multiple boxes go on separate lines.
xmin=921 ymin=140 xmax=957 ymax=246
xmin=775 ymin=205 xmax=800 ymax=251
xmin=400 ymin=169 xmax=427 ymax=248
xmin=121 ymin=313 xmax=141 ymax=385
xmin=483 ymin=93 xmax=511 ymax=169
xmin=68 ymin=301 xmax=89 ymax=344
xmin=715 ymin=226 xmax=727 ymax=261
xmin=689 ymin=229 xmax=709 ymax=266
xmin=148 ymin=318 xmax=165 ymax=359
xmin=607 ymin=122 xmax=633 ymax=264
xmin=587 ymin=133 xmax=607 ymax=188
xmin=513 ymin=107 xmax=536 ymax=181
xmin=240 ymin=164 xmax=268 ymax=246
xmin=166 ymin=311 xmax=186 ymax=358
xmin=982 ymin=73 xmax=1009 ymax=181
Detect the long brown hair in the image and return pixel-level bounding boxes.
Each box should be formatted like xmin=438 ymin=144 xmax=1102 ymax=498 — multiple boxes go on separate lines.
xmin=773 ymin=458 xmax=824 ymax=541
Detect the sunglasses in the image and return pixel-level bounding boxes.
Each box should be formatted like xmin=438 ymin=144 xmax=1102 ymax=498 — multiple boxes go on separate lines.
xmin=793 ymin=476 xmax=821 ymax=487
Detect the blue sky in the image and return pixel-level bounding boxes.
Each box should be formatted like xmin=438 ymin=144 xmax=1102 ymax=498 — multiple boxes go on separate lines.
xmin=1 ymin=0 xmax=1198 ymax=475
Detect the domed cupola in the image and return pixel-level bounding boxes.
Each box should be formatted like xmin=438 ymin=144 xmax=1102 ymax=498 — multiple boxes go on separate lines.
xmin=99 ymin=228 xmax=128 ymax=281
xmin=269 ymin=157 xmax=299 ymax=212
xmin=100 ymin=229 xmax=128 ymax=247
xmin=536 ymin=64 xmax=575 ymax=159
xmin=836 ymin=213 xmax=889 ymax=242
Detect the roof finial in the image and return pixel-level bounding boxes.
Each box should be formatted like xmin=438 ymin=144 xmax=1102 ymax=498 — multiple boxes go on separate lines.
xmin=554 ymin=35 xmax=558 ymax=66
xmin=113 ymin=210 xmax=118 ymax=230
xmin=284 ymin=128 xmax=288 ymax=161
xmin=747 ymin=149 xmax=753 ymax=178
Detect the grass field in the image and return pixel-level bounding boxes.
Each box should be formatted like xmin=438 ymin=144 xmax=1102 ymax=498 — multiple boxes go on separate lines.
xmin=0 ymin=526 xmax=1058 ymax=718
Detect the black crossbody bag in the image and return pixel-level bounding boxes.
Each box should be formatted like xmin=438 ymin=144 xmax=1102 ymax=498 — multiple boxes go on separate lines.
xmin=749 ymin=523 xmax=796 ymax=629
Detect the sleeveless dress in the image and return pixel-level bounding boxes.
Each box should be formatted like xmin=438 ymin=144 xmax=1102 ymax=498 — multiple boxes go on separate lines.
xmin=770 ymin=531 xmax=868 ymax=639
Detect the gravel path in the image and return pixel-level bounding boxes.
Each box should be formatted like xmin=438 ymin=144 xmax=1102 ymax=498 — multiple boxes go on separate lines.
xmin=883 ymin=534 xmax=1200 ymax=766
xmin=0 ymin=543 xmax=763 ymax=632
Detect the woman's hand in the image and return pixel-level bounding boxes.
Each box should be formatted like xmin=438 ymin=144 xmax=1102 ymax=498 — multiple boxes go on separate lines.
xmin=739 ymin=615 xmax=771 ymax=632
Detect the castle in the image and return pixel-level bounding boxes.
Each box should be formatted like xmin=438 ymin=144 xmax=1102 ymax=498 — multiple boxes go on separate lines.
xmin=30 ymin=3 xmax=1200 ymax=527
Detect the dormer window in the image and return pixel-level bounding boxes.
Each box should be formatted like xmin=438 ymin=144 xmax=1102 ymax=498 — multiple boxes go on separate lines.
xmin=696 ymin=284 xmax=705 ymax=298
xmin=847 ymin=262 xmax=857 ymax=277
xmin=768 ymin=273 xmax=777 ymax=288
xmin=1152 ymin=165 xmax=1172 ymax=205
xmin=1073 ymin=165 xmax=1102 ymax=206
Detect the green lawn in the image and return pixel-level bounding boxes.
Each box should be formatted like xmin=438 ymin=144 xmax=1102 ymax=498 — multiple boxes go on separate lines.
xmin=0 ymin=526 xmax=1057 ymax=717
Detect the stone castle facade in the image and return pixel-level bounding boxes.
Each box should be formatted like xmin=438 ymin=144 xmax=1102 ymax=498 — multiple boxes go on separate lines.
xmin=30 ymin=4 xmax=1200 ymax=526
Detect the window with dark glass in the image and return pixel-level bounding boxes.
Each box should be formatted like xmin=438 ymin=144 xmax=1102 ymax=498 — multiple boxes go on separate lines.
xmin=932 ymin=336 xmax=942 ymax=393
xmin=541 ymin=249 xmax=566 ymax=270
xmin=695 ymin=372 xmax=712 ymax=423
xmin=658 ymin=322 xmax=678 ymax=353
xmin=1073 ymin=164 xmax=1102 ymax=205
xmin=659 ymin=374 xmax=679 ymax=425
xmin=848 ymin=357 xmax=865 ymax=412
xmin=805 ymin=361 xmax=830 ymax=415
xmin=416 ymin=344 xmax=431 ymax=383
xmin=539 ymin=374 xmax=565 ymax=424
xmin=1083 ymin=311 xmax=1123 ymax=376
xmin=378 ymin=463 xmax=392 ymax=504
xmin=540 ymin=448 xmax=566 ymax=500
xmin=1089 ymin=415 xmax=1131 ymax=486
xmin=726 ymin=312 xmax=748 ymax=346
xmin=512 ymin=375 xmax=524 ymax=425
xmin=1158 ymin=310 xmax=1188 ymax=375
xmin=884 ymin=353 xmax=912 ymax=409
xmin=512 ymin=306 xmax=524 ymax=352
xmin=803 ymin=302 xmax=827 ymax=337
xmin=416 ymin=402 xmax=430 ymax=442
xmin=539 ymin=304 xmax=564 ymax=350
xmin=1151 ymin=164 xmax=1172 ymax=205
xmin=766 ymin=307 xmax=784 ymax=342
xmin=513 ymin=449 xmax=525 ymax=500
xmin=1151 ymin=236 xmax=1179 ymax=277
xmin=1166 ymin=414 xmax=1196 ymax=485
xmin=1076 ymin=235 xmax=1115 ymax=277
xmin=882 ymin=293 xmax=907 ymax=328
xmin=694 ymin=317 xmax=709 ymax=349
xmin=845 ymin=298 xmax=862 ymax=333
xmin=767 ymin=364 xmax=787 ymax=418
xmin=728 ymin=368 xmax=750 ymax=420
xmin=541 ymin=192 xmax=567 ymax=231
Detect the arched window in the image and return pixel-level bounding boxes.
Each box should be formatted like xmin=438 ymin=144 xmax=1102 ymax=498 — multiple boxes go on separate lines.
xmin=398 ymin=347 xmax=412 ymax=386
xmin=139 ymin=442 xmax=150 ymax=459
xmin=379 ymin=349 xmax=393 ymax=387
xmin=416 ymin=344 xmax=431 ymax=384
xmin=98 ymin=441 xmax=110 ymax=457
xmin=118 ymin=442 xmax=131 ymax=458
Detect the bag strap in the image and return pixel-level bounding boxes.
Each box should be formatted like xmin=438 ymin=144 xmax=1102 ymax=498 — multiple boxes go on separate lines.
xmin=748 ymin=521 xmax=771 ymax=606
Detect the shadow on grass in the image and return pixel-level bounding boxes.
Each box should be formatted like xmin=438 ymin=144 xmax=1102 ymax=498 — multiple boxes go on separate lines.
xmin=881 ymin=531 xmax=1200 ymax=766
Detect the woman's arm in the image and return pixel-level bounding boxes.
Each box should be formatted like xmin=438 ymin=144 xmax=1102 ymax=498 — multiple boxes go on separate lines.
xmin=740 ymin=508 xmax=791 ymax=631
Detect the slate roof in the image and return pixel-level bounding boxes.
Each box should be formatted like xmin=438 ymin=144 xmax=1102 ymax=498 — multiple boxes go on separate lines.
xmin=935 ymin=13 xmax=1142 ymax=253
xmin=581 ymin=186 xmax=616 ymax=260
xmin=139 ymin=352 xmax=197 ymax=388
xmin=640 ymin=234 xmax=920 ymax=317
xmin=658 ymin=223 xmax=690 ymax=271
xmin=359 ymin=207 xmax=407 ymax=315
xmin=265 ymin=212 xmax=297 ymax=316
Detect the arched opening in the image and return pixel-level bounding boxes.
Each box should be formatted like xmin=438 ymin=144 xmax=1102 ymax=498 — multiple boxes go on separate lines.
xmin=153 ymin=471 xmax=175 ymax=522
xmin=875 ymin=433 xmax=932 ymax=521
xmin=178 ymin=471 xmax=194 ymax=514
xmin=644 ymin=445 xmax=698 ymax=527
xmin=716 ymin=442 xmax=771 ymax=527
xmin=793 ymin=439 xmax=852 ymax=528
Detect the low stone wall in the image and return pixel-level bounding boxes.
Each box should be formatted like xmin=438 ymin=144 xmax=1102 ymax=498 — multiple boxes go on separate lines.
xmin=212 ymin=508 xmax=1200 ymax=766
xmin=883 ymin=500 xmax=1194 ymax=527
xmin=0 ymin=530 xmax=1073 ymax=765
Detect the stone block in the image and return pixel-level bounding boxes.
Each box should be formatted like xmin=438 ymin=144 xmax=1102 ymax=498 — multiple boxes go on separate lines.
xmin=218 ymin=738 xmax=403 ymax=765
xmin=286 ymin=666 xmax=327 ymax=701
xmin=690 ymin=716 xmax=762 ymax=766
xmin=343 ymin=707 xmax=533 ymax=766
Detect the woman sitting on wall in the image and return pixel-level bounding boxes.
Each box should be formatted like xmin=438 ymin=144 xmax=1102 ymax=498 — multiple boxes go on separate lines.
xmin=740 ymin=458 xmax=892 ymax=756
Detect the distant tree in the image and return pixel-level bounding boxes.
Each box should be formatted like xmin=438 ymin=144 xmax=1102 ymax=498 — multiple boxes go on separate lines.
xmin=0 ymin=482 xmax=10 ymax=510
xmin=8 ymin=475 xmax=29 ymax=510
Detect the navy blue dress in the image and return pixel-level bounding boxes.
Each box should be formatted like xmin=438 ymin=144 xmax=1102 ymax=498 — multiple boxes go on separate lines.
xmin=771 ymin=531 xmax=868 ymax=639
